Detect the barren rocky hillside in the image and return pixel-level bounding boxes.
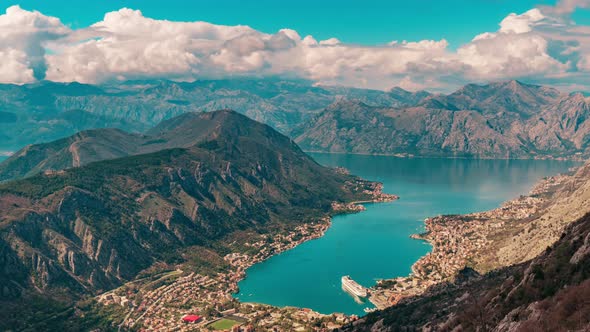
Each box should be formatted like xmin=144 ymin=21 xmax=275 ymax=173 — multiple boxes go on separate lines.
xmin=295 ymin=81 xmax=590 ymax=160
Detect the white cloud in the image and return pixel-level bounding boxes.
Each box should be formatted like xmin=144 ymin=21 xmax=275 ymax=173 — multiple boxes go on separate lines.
xmin=2 ymin=4 xmax=590 ymax=91
xmin=499 ymin=9 xmax=546 ymax=34
xmin=0 ymin=49 xmax=35 ymax=84
xmin=0 ymin=5 xmax=69 ymax=83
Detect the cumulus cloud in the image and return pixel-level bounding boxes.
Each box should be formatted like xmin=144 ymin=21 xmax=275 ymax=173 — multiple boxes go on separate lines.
xmin=499 ymin=8 xmax=546 ymax=33
xmin=40 ymin=7 xmax=459 ymax=89
xmin=0 ymin=5 xmax=69 ymax=83
xmin=1 ymin=4 xmax=590 ymax=91
xmin=459 ymin=9 xmax=569 ymax=80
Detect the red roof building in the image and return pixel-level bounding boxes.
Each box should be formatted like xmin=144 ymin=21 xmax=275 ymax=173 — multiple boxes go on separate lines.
xmin=182 ymin=314 xmax=202 ymax=323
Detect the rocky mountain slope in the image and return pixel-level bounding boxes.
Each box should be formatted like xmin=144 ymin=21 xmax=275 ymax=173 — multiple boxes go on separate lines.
xmin=1 ymin=109 xmax=332 ymax=182
xmin=0 ymin=79 xmax=427 ymax=154
xmin=340 ymin=156 xmax=590 ymax=331
xmin=294 ymin=81 xmax=590 ymax=159
xmin=0 ymin=110 xmax=380 ymax=330
xmin=342 ymin=211 xmax=590 ymax=331
xmin=6 ymin=78 xmax=589 ymax=160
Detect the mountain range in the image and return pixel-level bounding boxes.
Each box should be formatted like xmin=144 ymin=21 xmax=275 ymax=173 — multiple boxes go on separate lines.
xmin=2 ymin=78 xmax=590 ymax=330
xmin=0 ymin=79 xmax=427 ymax=154
xmin=0 ymin=110 xmax=379 ymax=330
xmin=294 ymin=81 xmax=590 ymax=159
xmin=5 ymin=78 xmax=590 ymax=160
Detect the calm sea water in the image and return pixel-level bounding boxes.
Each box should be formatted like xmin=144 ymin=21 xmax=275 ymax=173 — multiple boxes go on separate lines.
xmin=235 ymin=154 xmax=578 ymax=316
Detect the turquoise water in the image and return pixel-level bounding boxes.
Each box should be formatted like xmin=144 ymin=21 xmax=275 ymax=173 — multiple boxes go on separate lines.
xmin=236 ymin=154 xmax=578 ymax=316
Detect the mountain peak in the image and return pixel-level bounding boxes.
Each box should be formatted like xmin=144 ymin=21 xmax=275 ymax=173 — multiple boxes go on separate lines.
xmin=389 ymin=86 xmax=411 ymax=94
xmin=0 ymin=109 xmax=292 ymax=181
xmin=504 ymin=79 xmax=524 ymax=88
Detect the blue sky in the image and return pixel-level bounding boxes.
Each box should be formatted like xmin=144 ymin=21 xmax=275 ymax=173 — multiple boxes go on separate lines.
xmin=3 ymin=0 xmax=590 ymax=91
xmin=9 ymin=0 xmax=562 ymax=48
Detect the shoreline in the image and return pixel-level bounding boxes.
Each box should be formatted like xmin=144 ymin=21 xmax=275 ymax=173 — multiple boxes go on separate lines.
xmin=104 ymin=181 xmax=398 ymax=330
xmin=305 ymin=150 xmax=585 ymax=162
xmin=100 ymin=160 xmax=581 ymax=330
xmin=369 ymin=165 xmax=582 ymax=310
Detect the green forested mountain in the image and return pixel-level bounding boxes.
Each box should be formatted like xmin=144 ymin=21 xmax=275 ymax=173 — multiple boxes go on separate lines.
xmin=0 ymin=110 xmax=379 ymax=330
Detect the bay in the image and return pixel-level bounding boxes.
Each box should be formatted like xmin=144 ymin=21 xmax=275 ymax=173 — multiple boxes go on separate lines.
xmin=236 ymin=154 xmax=578 ymax=316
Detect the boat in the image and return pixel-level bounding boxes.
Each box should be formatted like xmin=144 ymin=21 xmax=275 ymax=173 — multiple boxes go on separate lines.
xmin=364 ymin=307 xmax=377 ymax=313
xmin=341 ymin=275 xmax=368 ymax=298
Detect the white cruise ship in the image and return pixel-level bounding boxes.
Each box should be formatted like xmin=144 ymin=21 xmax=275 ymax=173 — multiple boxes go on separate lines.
xmin=341 ymin=275 xmax=368 ymax=298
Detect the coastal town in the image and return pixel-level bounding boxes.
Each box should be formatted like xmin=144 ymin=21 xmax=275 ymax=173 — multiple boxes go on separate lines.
xmin=368 ymin=171 xmax=574 ymax=309
xmin=96 ymin=181 xmax=397 ymax=331
xmin=95 ymin=166 xmax=576 ymax=330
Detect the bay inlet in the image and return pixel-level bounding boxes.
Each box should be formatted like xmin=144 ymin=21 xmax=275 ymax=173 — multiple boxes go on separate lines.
xmin=235 ymin=154 xmax=578 ymax=316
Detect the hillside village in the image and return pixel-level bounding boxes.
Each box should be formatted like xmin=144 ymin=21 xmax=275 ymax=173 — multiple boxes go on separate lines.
xmin=98 ymin=218 xmax=358 ymax=331
xmin=95 ymin=180 xmax=398 ymax=331
xmin=369 ymin=171 xmax=574 ymax=309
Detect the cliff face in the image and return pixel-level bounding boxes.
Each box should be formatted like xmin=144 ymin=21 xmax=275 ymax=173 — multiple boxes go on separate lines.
xmin=295 ymin=81 xmax=590 ymax=159
xmin=343 ymin=212 xmax=590 ymax=332
xmin=0 ymin=110 xmax=377 ymax=312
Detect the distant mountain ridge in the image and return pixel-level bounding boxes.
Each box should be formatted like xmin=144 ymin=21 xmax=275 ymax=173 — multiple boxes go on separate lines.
xmin=3 ymin=78 xmax=590 ymax=160
xmin=295 ymin=81 xmax=590 ymax=159
xmin=0 ymin=79 xmax=428 ymax=152
xmin=0 ymin=110 xmax=303 ymax=182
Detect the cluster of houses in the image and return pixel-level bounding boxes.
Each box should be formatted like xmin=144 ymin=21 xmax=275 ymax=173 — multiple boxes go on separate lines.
xmin=369 ymin=171 xmax=571 ymax=309
xmin=97 ymin=218 xmax=361 ymax=330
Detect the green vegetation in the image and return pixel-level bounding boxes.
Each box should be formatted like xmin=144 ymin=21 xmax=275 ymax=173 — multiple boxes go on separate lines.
xmin=0 ymin=110 xmax=378 ymax=331
xmin=208 ymin=318 xmax=240 ymax=330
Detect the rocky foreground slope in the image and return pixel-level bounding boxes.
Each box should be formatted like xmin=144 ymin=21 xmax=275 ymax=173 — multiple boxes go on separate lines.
xmin=344 ymin=161 xmax=590 ymax=331
xmin=343 ymin=211 xmax=590 ymax=331
xmin=0 ymin=110 xmax=383 ymax=330
xmin=294 ymin=81 xmax=590 ymax=160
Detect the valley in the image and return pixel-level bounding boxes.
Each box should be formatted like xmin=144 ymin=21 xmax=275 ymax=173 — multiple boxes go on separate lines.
xmin=3 ymin=2 xmax=590 ymax=330
xmin=0 ymin=110 xmax=390 ymax=331
xmin=1 ymin=81 xmax=590 ymax=331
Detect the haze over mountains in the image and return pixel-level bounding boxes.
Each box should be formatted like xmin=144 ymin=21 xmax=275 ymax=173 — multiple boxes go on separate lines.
xmin=3 ymin=78 xmax=590 ymax=161
xmin=0 ymin=79 xmax=426 ymax=153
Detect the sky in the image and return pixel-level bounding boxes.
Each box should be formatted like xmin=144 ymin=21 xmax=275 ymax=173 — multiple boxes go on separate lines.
xmin=2 ymin=0 xmax=590 ymax=91
xmin=7 ymin=0 xmax=562 ymax=47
